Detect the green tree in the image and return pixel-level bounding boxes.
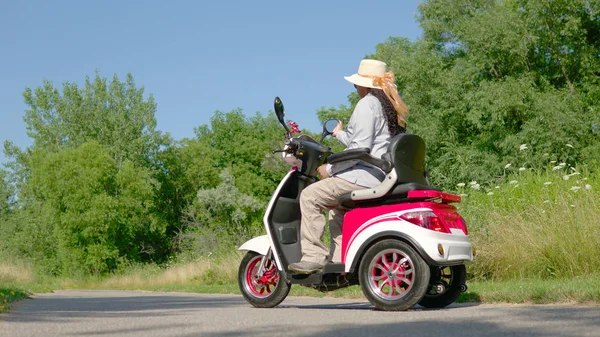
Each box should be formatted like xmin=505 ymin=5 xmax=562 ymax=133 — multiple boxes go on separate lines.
xmin=26 ymin=142 xmax=166 ymax=275
xmin=176 ymin=170 xmax=265 ymax=257
xmin=0 ymin=170 xmax=12 ymax=217
xmin=20 ymin=72 xmax=167 ymax=167
xmin=317 ymin=0 xmax=600 ymax=188
xmin=152 ymin=136 xmax=222 ymax=239
xmin=316 ymin=92 xmax=359 ymax=125
xmin=195 ymin=109 xmax=289 ymax=200
xmin=2 ymin=73 xmax=172 ymax=275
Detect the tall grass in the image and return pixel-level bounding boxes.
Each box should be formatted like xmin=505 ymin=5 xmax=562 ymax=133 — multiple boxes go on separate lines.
xmin=0 ymin=259 xmax=41 ymax=310
xmin=457 ymin=167 xmax=600 ymax=280
xmin=92 ymin=252 xmax=242 ymax=289
xmin=0 ymin=260 xmax=34 ymax=284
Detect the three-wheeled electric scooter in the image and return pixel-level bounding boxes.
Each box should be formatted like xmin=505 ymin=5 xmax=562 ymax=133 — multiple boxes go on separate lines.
xmin=238 ymin=97 xmax=474 ymax=311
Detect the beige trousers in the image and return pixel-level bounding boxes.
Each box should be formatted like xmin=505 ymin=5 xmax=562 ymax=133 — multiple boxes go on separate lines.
xmin=299 ymin=177 xmax=366 ymax=264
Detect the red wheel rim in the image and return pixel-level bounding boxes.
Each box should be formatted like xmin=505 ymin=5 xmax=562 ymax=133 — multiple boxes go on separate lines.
xmin=367 ymin=248 xmax=415 ymax=300
xmin=244 ymin=255 xmax=280 ymax=298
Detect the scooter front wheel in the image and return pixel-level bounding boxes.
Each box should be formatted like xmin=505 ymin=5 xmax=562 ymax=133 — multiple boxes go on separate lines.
xmin=238 ymin=251 xmax=291 ymax=308
xmin=358 ymin=239 xmax=430 ymax=311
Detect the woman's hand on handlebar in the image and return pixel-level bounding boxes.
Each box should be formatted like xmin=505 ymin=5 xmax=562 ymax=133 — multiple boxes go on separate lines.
xmin=332 ymin=120 xmax=343 ymax=137
xmin=317 ymin=164 xmax=330 ymax=179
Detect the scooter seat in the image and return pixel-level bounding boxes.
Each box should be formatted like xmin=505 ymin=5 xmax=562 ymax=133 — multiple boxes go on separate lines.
xmin=334 ymin=133 xmax=441 ymax=209
xmin=339 ymin=182 xmax=441 ymax=209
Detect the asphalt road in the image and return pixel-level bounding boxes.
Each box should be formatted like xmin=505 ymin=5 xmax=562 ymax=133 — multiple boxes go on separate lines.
xmin=1 ymin=290 xmax=599 ymax=337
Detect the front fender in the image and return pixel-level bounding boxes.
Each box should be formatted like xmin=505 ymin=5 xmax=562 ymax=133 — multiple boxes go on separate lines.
xmin=238 ymin=235 xmax=271 ymax=256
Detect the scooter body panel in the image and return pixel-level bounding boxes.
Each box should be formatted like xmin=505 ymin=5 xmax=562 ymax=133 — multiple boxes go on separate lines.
xmin=342 ymin=203 xmax=473 ymax=273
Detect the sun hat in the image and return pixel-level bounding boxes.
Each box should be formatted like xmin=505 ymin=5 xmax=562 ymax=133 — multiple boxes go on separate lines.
xmin=344 ymin=59 xmax=410 ymax=127
xmin=344 ymin=59 xmax=388 ymax=89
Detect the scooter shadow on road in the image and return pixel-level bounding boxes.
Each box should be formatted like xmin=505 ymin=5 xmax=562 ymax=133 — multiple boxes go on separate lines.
xmin=277 ymin=301 xmax=481 ymax=311
xmin=192 ymin=317 xmax=586 ymax=337
xmin=190 ymin=305 xmax=600 ymax=337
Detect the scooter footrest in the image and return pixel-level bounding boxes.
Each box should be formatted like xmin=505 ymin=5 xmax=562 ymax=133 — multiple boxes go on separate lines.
xmin=288 ymin=273 xmax=323 ymax=284
xmin=323 ymin=263 xmax=345 ymax=273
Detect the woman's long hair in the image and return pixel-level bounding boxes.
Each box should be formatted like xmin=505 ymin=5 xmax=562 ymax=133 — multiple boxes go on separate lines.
xmin=370 ymin=89 xmax=406 ymax=136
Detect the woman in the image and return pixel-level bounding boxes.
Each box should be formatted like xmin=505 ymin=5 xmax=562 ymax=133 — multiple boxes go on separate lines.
xmin=288 ymin=59 xmax=409 ymax=274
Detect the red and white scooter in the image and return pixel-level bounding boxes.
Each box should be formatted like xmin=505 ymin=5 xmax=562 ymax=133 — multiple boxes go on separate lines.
xmin=238 ymin=97 xmax=474 ymax=311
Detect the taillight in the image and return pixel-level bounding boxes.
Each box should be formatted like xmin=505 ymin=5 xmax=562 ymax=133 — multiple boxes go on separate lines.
xmin=458 ymin=216 xmax=469 ymax=235
xmin=399 ymin=211 xmax=450 ymax=233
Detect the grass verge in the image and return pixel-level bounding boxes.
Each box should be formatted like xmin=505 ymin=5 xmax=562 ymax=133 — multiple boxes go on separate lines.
xmin=0 ymin=287 xmax=29 ymax=312
xmin=3 ymin=258 xmax=600 ymax=306
xmin=58 ymin=258 xmax=600 ymax=305
xmin=0 ymin=260 xmax=55 ymax=312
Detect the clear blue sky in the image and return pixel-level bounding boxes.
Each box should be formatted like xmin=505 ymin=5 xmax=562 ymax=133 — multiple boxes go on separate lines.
xmin=0 ymin=0 xmax=423 ymax=164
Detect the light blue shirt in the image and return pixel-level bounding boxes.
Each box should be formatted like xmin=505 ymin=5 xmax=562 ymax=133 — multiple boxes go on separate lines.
xmin=327 ymin=92 xmax=392 ymax=188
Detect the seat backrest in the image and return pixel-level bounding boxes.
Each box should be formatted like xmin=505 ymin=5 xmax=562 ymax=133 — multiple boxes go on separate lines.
xmin=383 ymin=133 xmax=428 ymax=186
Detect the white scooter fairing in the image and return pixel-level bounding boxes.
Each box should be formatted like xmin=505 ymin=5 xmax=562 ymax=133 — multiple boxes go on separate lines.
xmin=238 ymin=170 xmax=296 ymax=271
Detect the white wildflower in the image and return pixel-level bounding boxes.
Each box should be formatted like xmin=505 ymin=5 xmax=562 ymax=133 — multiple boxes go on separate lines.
xmin=562 ymin=175 xmax=570 ymax=180
xmin=457 ymin=183 xmax=466 ymax=187
xmin=519 ymin=144 xmax=528 ymax=151
xmin=514 ymin=184 xmax=520 ymax=187
xmin=544 ymin=182 xmax=552 ymax=185
xmin=541 ymin=210 xmax=546 ymax=213
xmin=570 ymin=186 xmax=581 ymax=192
xmin=509 ymin=180 xmax=518 ymax=185
xmin=570 ymin=204 xmax=575 ymax=207
xmin=550 ymin=160 xmax=557 ymax=164
xmin=585 ymin=184 xmax=592 ymax=190
xmin=487 ymin=192 xmax=494 ymax=196
xmin=566 ymin=144 xmax=574 ymax=148
xmin=470 ymin=181 xmax=478 ymax=185
xmin=552 ymin=166 xmax=562 ymax=171
xmin=568 ymin=172 xmax=580 ymax=177
xmin=504 ymin=163 xmax=512 ymax=169
xmin=495 ymin=186 xmax=500 ymax=189
xmin=559 ymin=162 xmax=567 ymax=167
xmin=543 ymin=200 xmax=550 ymax=203
xmin=570 ymin=167 xmax=577 ymax=172
xmin=470 ymin=184 xmax=481 ymax=190
xmin=519 ymin=167 xmax=526 ymax=171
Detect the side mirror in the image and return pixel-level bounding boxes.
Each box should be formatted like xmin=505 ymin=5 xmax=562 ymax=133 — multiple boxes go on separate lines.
xmin=274 ymin=97 xmax=291 ymax=134
xmin=320 ymin=118 xmax=339 ymax=143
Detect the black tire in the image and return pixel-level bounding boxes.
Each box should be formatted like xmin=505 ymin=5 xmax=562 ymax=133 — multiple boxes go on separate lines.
xmin=419 ymin=264 xmax=467 ymax=309
xmin=238 ymin=251 xmax=291 ymax=308
xmin=358 ymin=239 xmax=430 ymax=311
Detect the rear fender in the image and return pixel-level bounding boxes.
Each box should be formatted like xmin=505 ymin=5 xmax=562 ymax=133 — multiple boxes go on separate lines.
xmin=345 ymin=230 xmax=432 ymax=273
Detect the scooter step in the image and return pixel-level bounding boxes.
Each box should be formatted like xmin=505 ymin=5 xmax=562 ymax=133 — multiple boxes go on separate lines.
xmin=323 ymin=263 xmax=345 ymax=273
xmin=286 ymin=263 xmax=346 ymax=284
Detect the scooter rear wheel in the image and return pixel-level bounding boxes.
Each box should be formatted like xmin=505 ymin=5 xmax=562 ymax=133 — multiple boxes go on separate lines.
xmin=238 ymin=251 xmax=290 ymax=308
xmin=359 ymin=239 xmax=430 ymax=311
xmin=419 ymin=264 xmax=467 ymax=308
